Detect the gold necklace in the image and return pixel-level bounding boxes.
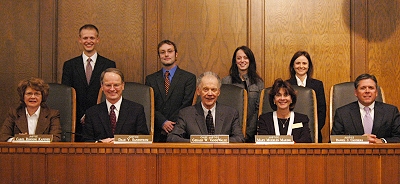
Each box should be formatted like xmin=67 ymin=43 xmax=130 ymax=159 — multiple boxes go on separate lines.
xmin=279 ymin=118 xmax=289 ymax=128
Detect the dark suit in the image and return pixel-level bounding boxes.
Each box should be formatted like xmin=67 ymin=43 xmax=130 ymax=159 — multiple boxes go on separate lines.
xmin=257 ymin=112 xmax=312 ymax=143
xmin=167 ymin=103 xmax=245 ymax=143
xmin=287 ymin=77 xmax=326 ymax=142
xmin=331 ymin=101 xmax=400 ymax=143
xmin=62 ymin=54 xmax=116 ymax=141
xmin=145 ymin=66 xmax=196 ymax=142
xmin=82 ymin=99 xmax=149 ymax=142
xmin=0 ymin=106 xmax=62 ymax=142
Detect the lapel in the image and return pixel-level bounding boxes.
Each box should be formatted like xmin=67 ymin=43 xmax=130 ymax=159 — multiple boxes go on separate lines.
xmin=349 ymin=102 xmax=365 ymax=134
xmin=15 ymin=109 xmax=28 ymax=133
xmin=194 ymin=104 xmax=208 ymax=134
xmin=35 ymin=107 xmax=50 ymax=134
xmin=90 ymin=55 xmax=105 ymax=86
xmin=372 ymin=102 xmax=384 ymax=134
xmin=214 ymin=103 xmax=224 ymax=134
xmin=99 ymin=102 xmax=113 ymax=135
xmin=155 ymin=70 xmax=167 ymax=101
xmin=73 ymin=56 xmax=88 ymax=86
xmin=166 ymin=67 xmax=182 ymax=99
xmin=114 ymin=99 xmax=128 ymax=134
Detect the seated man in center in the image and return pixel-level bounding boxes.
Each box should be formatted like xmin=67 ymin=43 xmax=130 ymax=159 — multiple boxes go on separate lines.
xmin=167 ymin=71 xmax=245 ymax=143
xmin=83 ymin=68 xmax=149 ymax=142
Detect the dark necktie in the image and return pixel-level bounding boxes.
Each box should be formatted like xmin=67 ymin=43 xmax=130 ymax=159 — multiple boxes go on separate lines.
xmin=164 ymin=71 xmax=170 ymax=95
xmin=110 ymin=105 xmax=117 ymax=134
xmin=206 ymin=110 xmax=215 ymax=135
xmin=363 ymin=106 xmax=373 ymax=134
xmin=86 ymin=58 xmax=93 ymax=84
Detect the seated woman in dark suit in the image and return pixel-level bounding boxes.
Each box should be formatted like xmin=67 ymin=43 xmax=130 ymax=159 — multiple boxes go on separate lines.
xmin=257 ymin=78 xmax=311 ymax=143
xmin=0 ymin=77 xmax=62 ymax=142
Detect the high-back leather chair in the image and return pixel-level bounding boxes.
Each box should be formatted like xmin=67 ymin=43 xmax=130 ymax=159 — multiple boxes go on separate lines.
xmin=97 ymin=82 xmax=154 ymax=136
xmin=47 ymin=83 xmax=76 ymax=142
xmin=329 ymin=82 xmax=385 ymax=131
xmin=192 ymin=84 xmax=248 ymax=137
xmin=258 ymin=86 xmax=318 ymax=143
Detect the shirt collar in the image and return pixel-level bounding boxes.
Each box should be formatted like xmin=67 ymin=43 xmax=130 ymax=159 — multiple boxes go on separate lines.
xmin=295 ymin=75 xmax=307 ymax=87
xmin=25 ymin=106 xmax=41 ymax=117
xmin=358 ymin=101 xmax=375 ymax=111
xmin=106 ymin=97 xmax=123 ymax=112
xmin=163 ymin=65 xmax=178 ymax=78
xmin=82 ymin=52 xmax=98 ymax=64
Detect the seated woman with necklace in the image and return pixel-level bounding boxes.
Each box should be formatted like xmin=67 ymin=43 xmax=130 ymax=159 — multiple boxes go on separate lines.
xmin=257 ymin=78 xmax=311 ymax=143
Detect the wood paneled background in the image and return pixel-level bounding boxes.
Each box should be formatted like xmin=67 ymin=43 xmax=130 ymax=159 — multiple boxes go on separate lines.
xmin=1 ymin=0 xmax=400 ymax=142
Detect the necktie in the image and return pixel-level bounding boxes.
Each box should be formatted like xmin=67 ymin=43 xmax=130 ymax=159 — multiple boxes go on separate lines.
xmin=86 ymin=58 xmax=93 ymax=84
xmin=110 ymin=105 xmax=117 ymax=134
xmin=206 ymin=110 xmax=215 ymax=135
xmin=363 ymin=106 xmax=373 ymax=134
xmin=164 ymin=71 xmax=170 ymax=95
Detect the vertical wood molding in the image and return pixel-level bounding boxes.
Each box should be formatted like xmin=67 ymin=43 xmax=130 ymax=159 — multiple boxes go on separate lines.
xmin=248 ymin=0 xmax=265 ymax=80
xmin=144 ymin=0 xmax=161 ymax=81
xmin=39 ymin=0 xmax=57 ymax=82
xmin=351 ymin=0 xmax=368 ymax=80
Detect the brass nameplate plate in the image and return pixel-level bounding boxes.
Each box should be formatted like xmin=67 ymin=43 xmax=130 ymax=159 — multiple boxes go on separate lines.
xmin=13 ymin=134 xmax=53 ymax=143
xmin=114 ymin=135 xmax=153 ymax=144
xmin=190 ymin=135 xmax=229 ymax=143
xmin=330 ymin=135 xmax=369 ymax=144
xmin=255 ymin=135 xmax=294 ymax=144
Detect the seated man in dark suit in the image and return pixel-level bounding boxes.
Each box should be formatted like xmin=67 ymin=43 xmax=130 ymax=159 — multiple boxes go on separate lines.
xmin=167 ymin=71 xmax=245 ymax=143
xmin=331 ymin=73 xmax=400 ymax=143
xmin=83 ymin=68 xmax=148 ymax=142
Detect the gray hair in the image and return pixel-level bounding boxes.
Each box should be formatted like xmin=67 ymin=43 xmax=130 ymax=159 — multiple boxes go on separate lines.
xmin=196 ymin=71 xmax=222 ymax=88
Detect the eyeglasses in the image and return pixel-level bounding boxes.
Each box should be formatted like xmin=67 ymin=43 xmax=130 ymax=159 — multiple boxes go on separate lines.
xmin=25 ymin=92 xmax=42 ymax=97
xmin=103 ymin=83 xmax=123 ymax=89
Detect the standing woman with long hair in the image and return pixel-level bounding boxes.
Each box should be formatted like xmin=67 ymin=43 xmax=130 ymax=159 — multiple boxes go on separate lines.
xmin=287 ymin=51 xmax=326 ymax=143
xmin=222 ymin=46 xmax=264 ymax=142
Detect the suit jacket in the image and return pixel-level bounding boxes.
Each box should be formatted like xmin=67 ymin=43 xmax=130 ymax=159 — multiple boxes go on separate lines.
xmin=83 ymin=98 xmax=149 ymax=142
xmin=287 ymin=77 xmax=326 ymax=142
xmin=167 ymin=103 xmax=245 ymax=143
xmin=257 ymin=111 xmax=312 ymax=143
xmin=145 ymin=66 xmax=196 ymax=142
xmin=222 ymin=75 xmax=264 ymax=142
xmin=331 ymin=101 xmax=400 ymax=143
xmin=61 ymin=54 xmax=116 ymax=130
xmin=0 ymin=106 xmax=62 ymax=142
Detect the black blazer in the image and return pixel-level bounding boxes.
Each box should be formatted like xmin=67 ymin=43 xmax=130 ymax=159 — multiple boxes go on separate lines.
xmin=62 ymin=55 xmax=116 ymax=123
xmin=145 ymin=66 xmax=196 ymax=142
xmin=83 ymin=99 xmax=149 ymax=142
xmin=167 ymin=103 xmax=245 ymax=143
xmin=257 ymin=112 xmax=312 ymax=143
xmin=331 ymin=101 xmax=400 ymax=143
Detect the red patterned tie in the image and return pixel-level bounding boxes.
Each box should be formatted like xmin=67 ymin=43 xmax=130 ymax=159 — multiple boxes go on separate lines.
xmin=86 ymin=58 xmax=93 ymax=84
xmin=164 ymin=71 xmax=170 ymax=95
xmin=110 ymin=105 xmax=117 ymax=134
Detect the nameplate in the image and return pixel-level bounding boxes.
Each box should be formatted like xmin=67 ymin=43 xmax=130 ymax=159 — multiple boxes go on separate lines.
xmin=330 ymin=135 xmax=369 ymax=144
xmin=190 ymin=135 xmax=229 ymax=143
xmin=113 ymin=135 xmax=153 ymax=144
xmin=13 ymin=134 xmax=53 ymax=143
xmin=255 ymin=135 xmax=294 ymax=144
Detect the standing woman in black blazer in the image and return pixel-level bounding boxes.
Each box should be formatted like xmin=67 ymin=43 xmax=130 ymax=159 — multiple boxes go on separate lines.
xmin=286 ymin=51 xmax=326 ymax=143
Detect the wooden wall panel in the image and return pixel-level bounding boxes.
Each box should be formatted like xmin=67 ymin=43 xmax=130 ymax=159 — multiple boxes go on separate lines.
xmin=0 ymin=1 xmax=41 ymax=127
xmin=367 ymin=0 xmax=400 ymax=108
xmin=159 ymin=0 xmax=248 ymax=77
xmin=57 ymin=0 xmax=144 ymax=83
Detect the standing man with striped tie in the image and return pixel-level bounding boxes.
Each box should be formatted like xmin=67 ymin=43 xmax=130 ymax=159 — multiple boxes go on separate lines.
xmin=62 ymin=24 xmax=116 ymax=141
xmin=167 ymin=72 xmax=245 ymax=143
xmin=145 ymin=40 xmax=196 ymax=142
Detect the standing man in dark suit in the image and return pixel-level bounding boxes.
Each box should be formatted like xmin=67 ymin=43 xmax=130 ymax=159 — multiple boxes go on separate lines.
xmin=83 ymin=68 xmax=148 ymax=143
xmin=167 ymin=72 xmax=244 ymax=143
xmin=62 ymin=24 xmax=116 ymax=141
xmin=331 ymin=74 xmax=400 ymax=143
xmin=145 ymin=40 xmax=196 ymax=142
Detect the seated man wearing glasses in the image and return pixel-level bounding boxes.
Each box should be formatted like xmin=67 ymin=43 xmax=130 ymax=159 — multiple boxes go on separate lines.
xmin=83 ymin=68 xmax=149 ymax=142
